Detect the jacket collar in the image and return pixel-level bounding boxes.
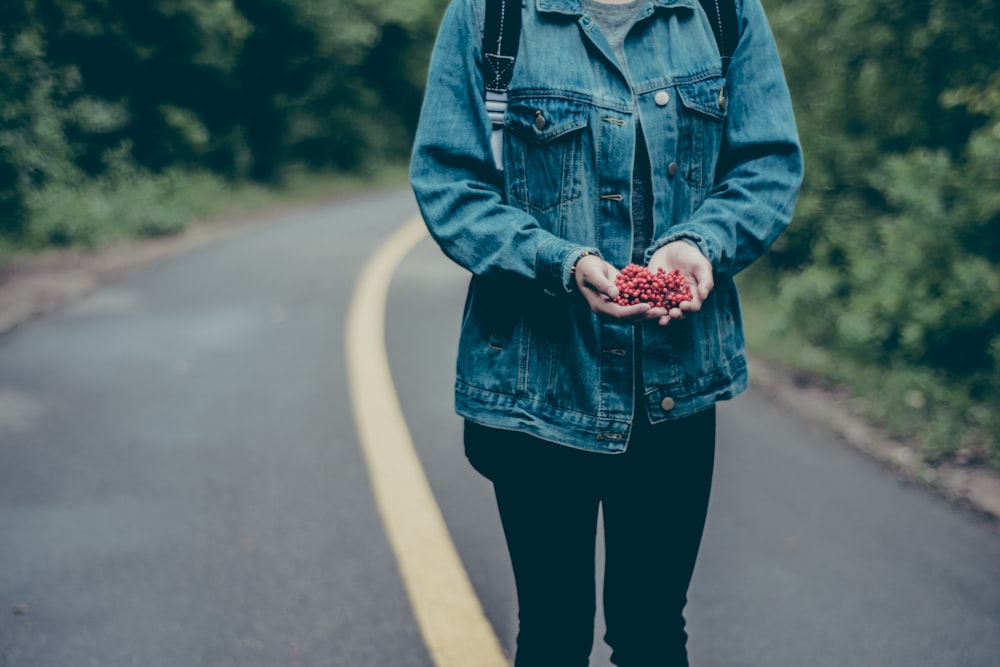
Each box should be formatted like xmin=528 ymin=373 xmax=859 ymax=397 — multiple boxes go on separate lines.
xmin=536 ymin=0 xmax=697 ymax=16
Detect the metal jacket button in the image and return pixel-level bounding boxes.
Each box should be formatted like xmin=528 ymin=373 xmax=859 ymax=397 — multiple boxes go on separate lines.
xmin=654 ymin=90 xmax=670 ymax=106
xmin=667 ymin=162 xmax=679 ymax=176
xmin=660 ymin=396 xmax=676 ymax=411
xmin=534 ymin=110 xmax=546 ymax=131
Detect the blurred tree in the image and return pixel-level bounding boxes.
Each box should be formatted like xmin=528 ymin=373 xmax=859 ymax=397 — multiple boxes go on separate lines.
xmin=231 ymin=0 xmax=447 ymax=179
xmin=761 ymin=0 xmax=1000 ymax=369
xmin=0 ymin=0 xmax=83 ymax=238
xmin=758 ymin=0 xmax=1000 ymax=460
xmin=0 ymin=0 xmax=449 ymax=246
xmin=38 ymin=0 xmax=251 ymax=172
xmin=23 ymin=0 xmax=448 ymax=182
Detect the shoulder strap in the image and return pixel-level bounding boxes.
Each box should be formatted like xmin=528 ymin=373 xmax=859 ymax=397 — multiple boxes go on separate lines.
xmin=697 ymin=0 xmax=738 ymax=76
xmin=484 ymin=0 xmax=522 ymax=169
xmin=484 ymin=0 xmax=522 ymax=95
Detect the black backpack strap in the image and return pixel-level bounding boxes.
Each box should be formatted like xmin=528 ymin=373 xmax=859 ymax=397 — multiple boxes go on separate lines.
xmin=697 ymin=0 xmax=738 ymax=76
xmin=483 ymin=0 xmax=521 ymax=95
xmin=483 ymin=0 xmax=521 ymax=169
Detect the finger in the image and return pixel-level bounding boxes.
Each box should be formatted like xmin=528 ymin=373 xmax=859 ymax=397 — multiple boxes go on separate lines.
xmin=590 ymin=298 xmax=653 ymax=322
xmin=577 ymin=259 xmax=619 ymax=299
xmin=642 ymin=306 xmax=669 ymax=321
xmin=692 ymin=264 xmax=714 ymax=300
xmin=607 ymin=302 xmax=651 ymax=319
xmin=677 ymin=295 xmax=702 ymax=313
xmin=649 ymin=305 xmax=669 ymax=316
xmin=585 ymin=270 xmax=619 ymax=299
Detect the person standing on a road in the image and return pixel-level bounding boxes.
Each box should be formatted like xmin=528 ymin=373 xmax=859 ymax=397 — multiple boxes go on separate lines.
xmin=410 ymin=0 xmax=803 ymax=664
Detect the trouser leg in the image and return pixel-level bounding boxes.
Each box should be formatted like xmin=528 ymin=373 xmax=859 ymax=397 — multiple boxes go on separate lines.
xmin=494 ymin=479 xmax=600 ymax=667
xmin=601 ymin=407 xmax=716 ymax=667
xmin=466 ymin=422 xmax=601 ymax=667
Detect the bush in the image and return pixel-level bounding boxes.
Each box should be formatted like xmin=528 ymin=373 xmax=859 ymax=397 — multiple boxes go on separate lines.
xmin=747 ymin=0 xmax=1000 ymax=468
xmin=23 ymin=170 xmax=191 ymax=248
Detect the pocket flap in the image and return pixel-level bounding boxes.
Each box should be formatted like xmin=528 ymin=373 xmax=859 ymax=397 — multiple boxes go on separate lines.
xmin=675 ymin=78 xmax=727 ymax=120
xmin=505 ymin=97 xmax=589 ymax=143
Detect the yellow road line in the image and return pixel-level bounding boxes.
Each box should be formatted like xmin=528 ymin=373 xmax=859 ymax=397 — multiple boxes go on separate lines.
xmin=345 ymin=215 xmax=511 ymax=667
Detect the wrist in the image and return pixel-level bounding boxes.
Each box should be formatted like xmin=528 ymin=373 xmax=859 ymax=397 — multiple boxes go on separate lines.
xmin=570 ymin=250 xmax=599 ymax=275
xmin=559 ymin=247 xmax=601 ymax=294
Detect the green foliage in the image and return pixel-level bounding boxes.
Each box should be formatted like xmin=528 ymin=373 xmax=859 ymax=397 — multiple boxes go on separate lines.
xmin=752 ymin=0 xmax=1000 ymax=467
xmin=22 ymin=146 xmax=191 ymax=248
xmin=228 ymin=0 xmax=447 ymax=178
xmin=0 ymin=0 xmax=449 ymax=248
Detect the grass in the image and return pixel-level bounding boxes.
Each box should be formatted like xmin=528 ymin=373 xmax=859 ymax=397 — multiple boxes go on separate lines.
xmin=738 ymin=267 xmax=999 ymax=471
xmin=0 ymin=163 xmax=411 ymax=264
xmin=182 ymin=163 xmax=411 ymax=226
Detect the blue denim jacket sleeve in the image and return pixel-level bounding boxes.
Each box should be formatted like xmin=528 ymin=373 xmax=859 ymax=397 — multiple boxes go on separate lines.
xmin=409 ymin=0 xmax=598 ymax=295
xmin=649 ymin=0 xmax=804 ymax=277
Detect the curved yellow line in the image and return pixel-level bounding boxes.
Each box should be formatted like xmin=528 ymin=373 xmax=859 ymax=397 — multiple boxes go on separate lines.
xmin=345 ymin=215 xmax=510 ymax=667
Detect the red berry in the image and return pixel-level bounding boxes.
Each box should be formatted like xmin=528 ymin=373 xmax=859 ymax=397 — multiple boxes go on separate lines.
xmin=613 ymin=264 xmax=693 ymax=308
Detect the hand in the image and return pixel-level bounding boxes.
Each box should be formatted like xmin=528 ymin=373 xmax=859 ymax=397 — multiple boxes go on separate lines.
xmin=647 ymin=241 xmax=714 ymax=326
xmin=573 ymin=254 xmax=669 ymax=323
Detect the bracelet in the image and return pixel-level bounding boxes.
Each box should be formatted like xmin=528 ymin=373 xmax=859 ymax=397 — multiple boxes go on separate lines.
xmin=570 ymin=251 xmax=597 ymax=275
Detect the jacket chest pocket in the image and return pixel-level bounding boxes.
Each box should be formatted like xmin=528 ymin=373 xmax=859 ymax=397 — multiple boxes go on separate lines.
xmin=675 ymin=78 xmax=727 ymax=189
xmin=504 ymin=97 xmax=589 ymax=213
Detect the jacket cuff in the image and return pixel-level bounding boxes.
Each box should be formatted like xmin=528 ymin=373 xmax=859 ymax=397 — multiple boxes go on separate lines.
xmin=545 ymin=245 xmax=601 ymax=296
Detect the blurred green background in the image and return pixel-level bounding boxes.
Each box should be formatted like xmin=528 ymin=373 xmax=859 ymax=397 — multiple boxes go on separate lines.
xmin=1 ymin=0 xmax=997 ymax=468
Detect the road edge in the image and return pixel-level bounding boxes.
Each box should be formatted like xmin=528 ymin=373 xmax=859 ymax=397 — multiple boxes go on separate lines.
xmin=748 ymin=358 xmax=1000 ymax=524
xmin=0 ymin=213 xmax=274 ymax=337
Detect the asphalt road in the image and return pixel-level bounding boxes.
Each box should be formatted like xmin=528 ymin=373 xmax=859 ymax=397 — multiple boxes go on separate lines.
xmin=2 ymin=190 xmax=999 ymax=666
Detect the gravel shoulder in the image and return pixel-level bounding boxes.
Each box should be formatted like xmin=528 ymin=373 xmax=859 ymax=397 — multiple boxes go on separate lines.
xmin=2 ymin=203 xmax=997 ymax=525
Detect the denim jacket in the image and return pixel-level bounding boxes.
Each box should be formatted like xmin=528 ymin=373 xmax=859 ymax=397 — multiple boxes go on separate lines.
xmin=410 ymin=0 xmax=803 ymax=453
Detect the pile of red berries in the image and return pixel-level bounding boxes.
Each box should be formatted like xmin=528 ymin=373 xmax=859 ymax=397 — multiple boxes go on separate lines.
xmin=613 ymin=264 xmax=693 ymax=308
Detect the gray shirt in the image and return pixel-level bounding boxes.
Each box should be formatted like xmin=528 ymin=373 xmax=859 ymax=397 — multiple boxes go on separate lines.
xmin=584 ymin=0 xmax=645 ymax=77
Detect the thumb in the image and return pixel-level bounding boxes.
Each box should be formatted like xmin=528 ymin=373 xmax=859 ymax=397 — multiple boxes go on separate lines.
xmin=577 ymin=256 xmax=619 ymax=298
xmin=691 ymin=261 xmax=714 ymax=300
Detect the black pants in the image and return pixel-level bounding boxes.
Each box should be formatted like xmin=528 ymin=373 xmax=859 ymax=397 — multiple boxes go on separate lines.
xmin=465 ymin=407 xmax=716 ymax=667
